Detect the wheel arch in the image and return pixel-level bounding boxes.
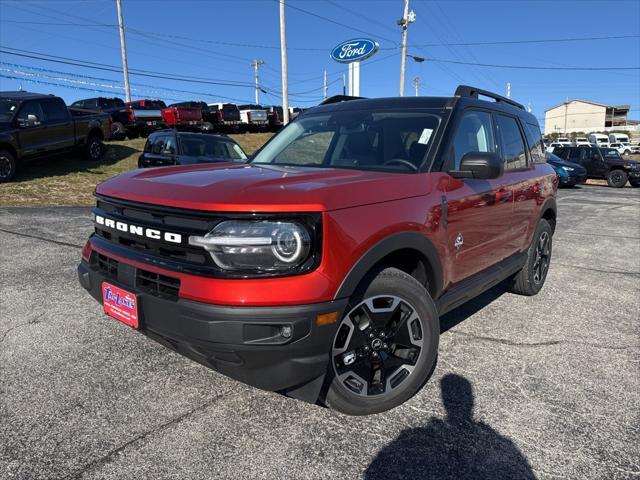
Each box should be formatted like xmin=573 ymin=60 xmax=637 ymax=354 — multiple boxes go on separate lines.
xmin=0 ymin=142 xmax=19 ymax=161
xmin=540 ymin=197 xmax=557 ymax=234
xmin=334 ymin=232 xmax=444 ymax=302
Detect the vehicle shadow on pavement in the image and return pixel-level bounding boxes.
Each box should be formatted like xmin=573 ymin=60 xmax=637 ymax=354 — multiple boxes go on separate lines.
xmin=439 ymin=282 xmax=508 ymax=333
xmin=10 ymin=144 xmax=139 ymax=183
xmin=364 ymin=374 xmax=536 ymax=480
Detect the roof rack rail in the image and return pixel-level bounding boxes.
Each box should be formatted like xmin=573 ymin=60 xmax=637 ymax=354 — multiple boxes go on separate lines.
xmin=319 ymin=95 xmax=365 ymax=106
xmin=454 ymin=85 xmax=525 ymax=111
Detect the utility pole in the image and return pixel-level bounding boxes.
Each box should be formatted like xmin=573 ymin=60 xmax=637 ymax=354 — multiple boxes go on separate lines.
xmin=323 ymin=69 xmax=328 ymax=99
xmin=506 ymin=81 xmax=511 ymax=99
xmin=397 ymin=0 xmax=415 ymax=96
xmin=252 ymin=59 xmax=265 ymax=104
xmin=115 ymin=0 xmax=131 ymax=102
xmin=279 ymin=0 xmax=289 ymax=124
xmin=412 ymin=76 xmax=421 ymax=96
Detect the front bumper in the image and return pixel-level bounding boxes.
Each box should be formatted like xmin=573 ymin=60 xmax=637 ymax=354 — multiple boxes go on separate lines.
xmin=559 ymin=171 xmax=587 ymax=186
xmin=78 ymin=259 xmax=347 ymax=402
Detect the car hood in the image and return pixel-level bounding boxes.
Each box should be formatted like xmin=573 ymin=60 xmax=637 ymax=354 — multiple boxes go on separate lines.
xmin=546 ymin=157 xmax=585 ymax=171
xmin=96 ymin=163 xmax=431 ymax=212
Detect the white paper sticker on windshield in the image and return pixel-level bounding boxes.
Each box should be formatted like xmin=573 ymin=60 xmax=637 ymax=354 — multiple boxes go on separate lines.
xmin=418 ymin=128 xmax=433 ymax=145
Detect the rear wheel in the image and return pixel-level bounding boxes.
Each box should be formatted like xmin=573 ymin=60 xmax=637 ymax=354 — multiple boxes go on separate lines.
xmin=324 ymin=268 xmax=439 ymax=415
xmin=0 ymin=149 xmax=17 ymax=183
xmin=84 ymin=135 xmax=104 ymax=161
xmin=607 ymin=169 xmax=628 ymax=188
xmin=510 ymin=219 xmax=552 ymax=296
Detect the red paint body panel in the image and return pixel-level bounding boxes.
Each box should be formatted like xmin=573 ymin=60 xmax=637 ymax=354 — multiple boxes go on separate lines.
xmin=161 ymin=106 xmax=202 ymax=127
xmin=95 ymin=164 xmax=432 ymax=213
xmin=90 ymin=162 xmax=556 ymax=307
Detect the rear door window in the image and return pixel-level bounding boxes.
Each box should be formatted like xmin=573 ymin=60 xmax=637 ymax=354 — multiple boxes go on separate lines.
xmin=524 ymin=122 xmax=544 ymax=163
xmin=495 ymin=115 xmax=527 ymax=169
xmin=42 ymin=99 xmax=69 ymax=122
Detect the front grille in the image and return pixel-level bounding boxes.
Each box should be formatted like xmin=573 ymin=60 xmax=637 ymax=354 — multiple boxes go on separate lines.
xmin=93 ymin=196 xmax=220 ymax=273
xmin=96 ymin=253 xmax=118 ymax=277
xmin=92 ymin=252 xmax=181 ymax=300
xmin=136 ymin=269 xmax=180 ymax=299
xmin=92 ymin=194 xmax=322 ymax=278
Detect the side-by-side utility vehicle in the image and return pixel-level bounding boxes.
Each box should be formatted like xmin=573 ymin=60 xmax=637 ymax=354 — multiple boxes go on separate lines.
xmin=78 ymin=85 xmax=557 ymax=415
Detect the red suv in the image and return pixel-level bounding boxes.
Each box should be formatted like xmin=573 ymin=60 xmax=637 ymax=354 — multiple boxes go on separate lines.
xmin=78 ymin=86 xmax=557 ymax=415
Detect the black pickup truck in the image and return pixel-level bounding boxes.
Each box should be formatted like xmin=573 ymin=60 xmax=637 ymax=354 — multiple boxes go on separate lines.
xmin=70 ymin=97 xmax=133 ymax=140
xmin=0 ymin=91 xmax=111 ymax=182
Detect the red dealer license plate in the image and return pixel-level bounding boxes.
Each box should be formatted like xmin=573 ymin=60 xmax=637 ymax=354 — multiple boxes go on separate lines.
xmin=102 ymin=282 xmax=139 ymax=329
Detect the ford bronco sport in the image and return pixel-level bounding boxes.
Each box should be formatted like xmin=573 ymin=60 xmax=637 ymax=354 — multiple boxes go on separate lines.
xmin=78 ymin=86 xmax=557 ymax=415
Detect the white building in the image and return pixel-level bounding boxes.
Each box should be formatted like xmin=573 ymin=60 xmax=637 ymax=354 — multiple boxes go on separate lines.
xmin=544 ymin=100 xmax=637 ymax=137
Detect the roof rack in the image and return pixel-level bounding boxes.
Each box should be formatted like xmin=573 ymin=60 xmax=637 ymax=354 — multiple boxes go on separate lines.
xmin=454 ymin=85 xmax=525 ymax=111
xmin=319 ymin=95 xmax=365 ymax=106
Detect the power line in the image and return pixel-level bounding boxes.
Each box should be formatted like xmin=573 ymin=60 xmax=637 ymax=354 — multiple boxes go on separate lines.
xmin=409 ymin=34 xmax=640 ymax=48
xmin=424 ymin=57 xmax=640 ymax=71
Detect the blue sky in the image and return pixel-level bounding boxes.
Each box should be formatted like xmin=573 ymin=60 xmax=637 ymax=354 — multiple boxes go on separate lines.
xmin=0 ymin=0 xmax=638 ymax=127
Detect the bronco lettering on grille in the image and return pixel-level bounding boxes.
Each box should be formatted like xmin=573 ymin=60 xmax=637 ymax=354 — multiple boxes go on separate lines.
xmin=94 ymin=214 xmax=183 ymax=244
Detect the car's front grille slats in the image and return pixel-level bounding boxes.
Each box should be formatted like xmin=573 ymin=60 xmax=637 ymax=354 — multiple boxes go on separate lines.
xmin=92 ymin=252 xmax=180 ymax=301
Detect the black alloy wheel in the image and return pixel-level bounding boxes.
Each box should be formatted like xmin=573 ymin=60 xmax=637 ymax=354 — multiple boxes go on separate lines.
xmin=532 ymin=231 xmax=551 ymax=285
xmin=332 ymin=295 xmax=424 ymax=398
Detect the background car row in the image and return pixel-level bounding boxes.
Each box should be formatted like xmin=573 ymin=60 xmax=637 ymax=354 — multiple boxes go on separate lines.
xmin=70 ymin=96 xmax=305 ymax=140
xmin=545 ymin=133 xmax=640 ymax=155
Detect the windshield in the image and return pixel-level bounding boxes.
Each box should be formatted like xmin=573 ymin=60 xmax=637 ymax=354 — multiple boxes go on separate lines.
xmin=101 ymin=98 xmax=124 ymax=109
xmin=601 ymin=148 xmax=621 ymax=159
xmin=0 ymin=98 xmax=19 ymax=120
xmin=178 ymin=135 xmax=247 ymax=160
xmin=251 ymin=110 xmax=441 ymax=172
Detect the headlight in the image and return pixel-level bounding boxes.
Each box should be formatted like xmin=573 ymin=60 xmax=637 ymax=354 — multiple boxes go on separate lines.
xmin=188 ymin=220 xmax=313 ymax=273
xmin=561 ymin=166 xmax=574 ymax=172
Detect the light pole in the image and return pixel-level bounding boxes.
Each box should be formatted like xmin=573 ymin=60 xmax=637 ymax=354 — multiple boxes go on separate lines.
xmin=397 ymin=0 xmax=416 ymax=96
xmin=115 ymin=0 xmax=131 ymax=102
xmin=279 ymin=0 xmax=289 ymax=124
xmin=252 ymin=59 xmax=265 ymax=105
xmin=412 ymin=76 xmax=421 ymax=96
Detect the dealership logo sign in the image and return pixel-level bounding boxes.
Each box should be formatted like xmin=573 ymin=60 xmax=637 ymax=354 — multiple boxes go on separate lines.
xmin=330 ymin=38 xmax=379 ymax=63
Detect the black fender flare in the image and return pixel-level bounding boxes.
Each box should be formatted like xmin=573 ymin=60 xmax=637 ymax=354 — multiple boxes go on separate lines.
xmin=333 ymin=231 xmax=444 ymax=301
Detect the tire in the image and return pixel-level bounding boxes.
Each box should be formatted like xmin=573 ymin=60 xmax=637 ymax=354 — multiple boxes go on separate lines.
xmin=202 ymin=122 xmax=214 ymax=133
xmin=623 ymin=149 xmax=631 ymax=156
xmin=111 ymin=121 xmax=126 ymax=140
xmin=324 ymin=267 xmax=439 ymax=415
xmin=510 ymin=219 xmax=553 ymax=296
xmin=630 ymin=181 xmax=640 ymax=188
xmin=607 ymin=169 xmax=628 ymax=188
xmin=84 ymin=135 xmax=105 ymax=161
xmin=0 ymin=149 xmax=17 ymax=183
xmin=127 ymin=130 xmax=139 ymax=140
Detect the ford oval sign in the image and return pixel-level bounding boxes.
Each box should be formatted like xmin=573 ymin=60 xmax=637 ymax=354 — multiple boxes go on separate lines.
xmin=331 ymin=38 xmax=379 ymax=63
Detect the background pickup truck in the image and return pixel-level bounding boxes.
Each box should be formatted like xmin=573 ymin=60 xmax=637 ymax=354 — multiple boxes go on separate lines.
xmin=238 ymin=104 xmax=268 ymax=132
xmin=169 ymin=101 xmax=217 ymax=132
xmin=125 ymin=100 xmax=167 ymax=137
xmin=162 ymin=104 xmax=202 ymax=131
xmin=70 ymin=97 xmax=134 ymax=140
xmin=0 ymin=91 xmax=111 ymax=182
xmin=208 ymin=103 xmax=242 ymax=133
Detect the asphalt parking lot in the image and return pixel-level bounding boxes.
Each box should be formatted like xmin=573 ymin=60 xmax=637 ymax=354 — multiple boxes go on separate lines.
xmin=1 ymin=184 xmax=639 ymax=480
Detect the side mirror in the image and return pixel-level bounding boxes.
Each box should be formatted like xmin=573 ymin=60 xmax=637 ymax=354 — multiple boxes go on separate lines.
xmin=18 ymin=114 xmax=41 ymax=128
xmin=449 ymin=152 xmax=504 ymax=180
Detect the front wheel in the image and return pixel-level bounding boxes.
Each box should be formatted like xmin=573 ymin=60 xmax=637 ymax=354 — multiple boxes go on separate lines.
xmin=0 ymin=149 xmax=17 ymax=183
xmin=607 ymin=169 xmax=628 ymax=188
xmin=510 ymin=219 xmax=552 ymax=296
xmin=324 ymin=268 xmax=439 ymax=415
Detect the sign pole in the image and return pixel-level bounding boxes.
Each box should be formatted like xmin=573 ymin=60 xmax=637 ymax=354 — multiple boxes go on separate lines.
xmin=279 ymin=0 xmax=289 ymax=124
